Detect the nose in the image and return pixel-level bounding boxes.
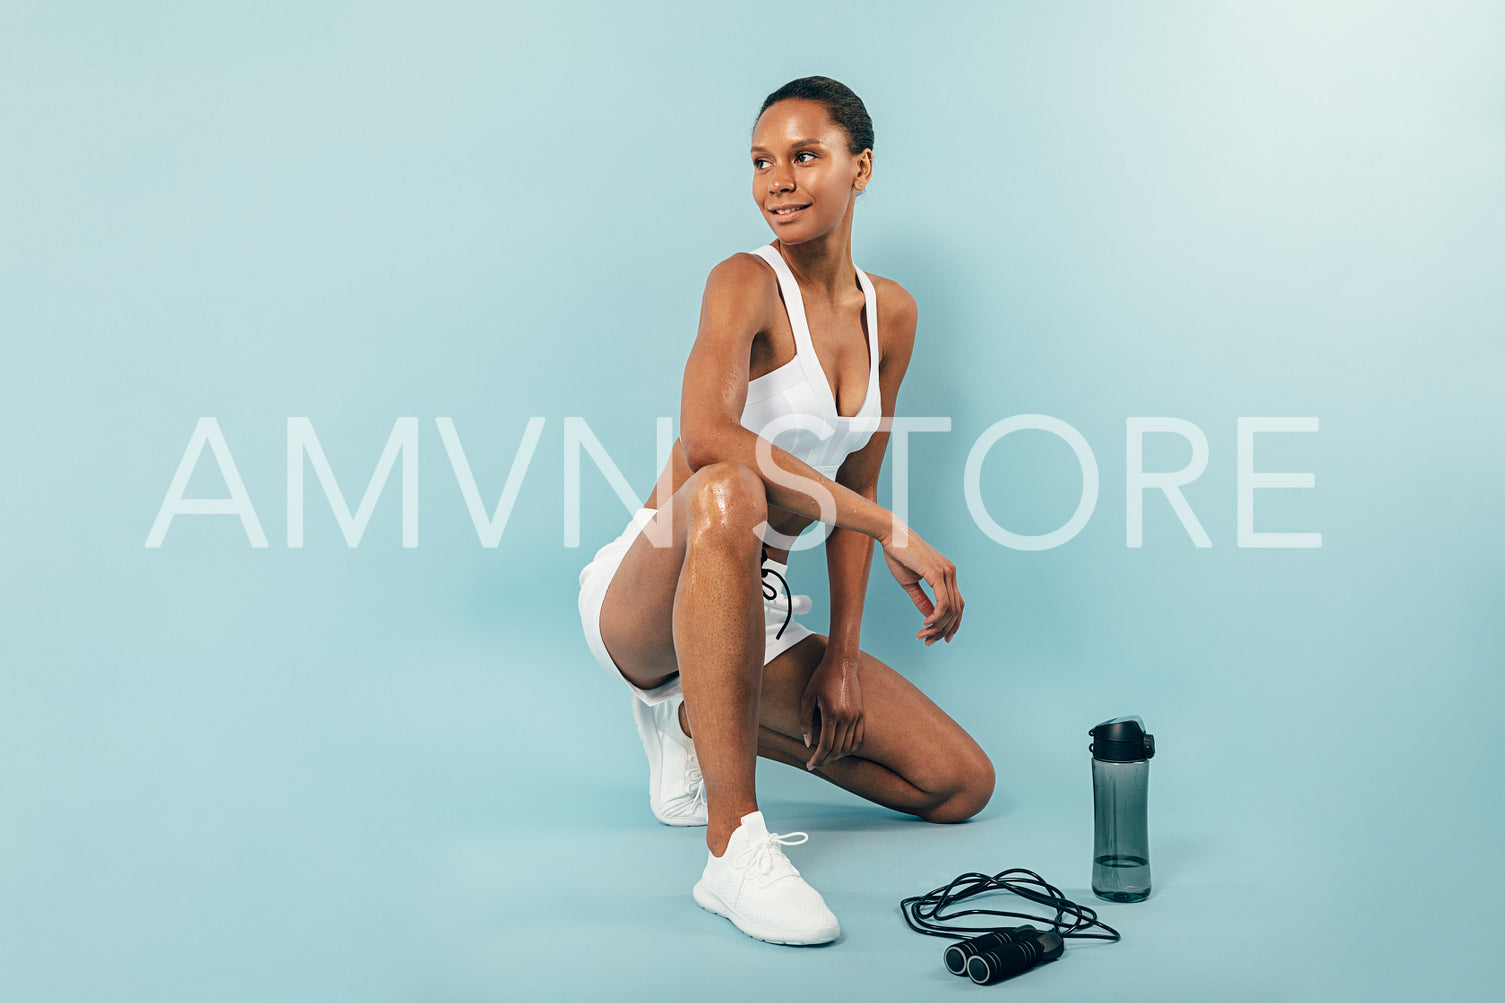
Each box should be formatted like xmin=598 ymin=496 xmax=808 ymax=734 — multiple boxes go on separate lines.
xmin=768 ymin=162 xmax=795 ymax=195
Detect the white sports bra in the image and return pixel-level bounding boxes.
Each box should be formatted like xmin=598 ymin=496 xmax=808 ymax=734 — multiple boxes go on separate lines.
xmin=740 ymin=244 xmax=882 ymax=479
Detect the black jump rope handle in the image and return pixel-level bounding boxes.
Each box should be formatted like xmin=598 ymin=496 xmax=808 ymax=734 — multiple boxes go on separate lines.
xmin=942 ymin=926 xmax=1043 ymax=975
xmin=965 ymin=932 xmax=1065 ymax=985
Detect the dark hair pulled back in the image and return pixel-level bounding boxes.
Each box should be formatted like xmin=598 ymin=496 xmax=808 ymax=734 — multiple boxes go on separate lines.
xmin=756 ymin=76 xmax=874 ymax=156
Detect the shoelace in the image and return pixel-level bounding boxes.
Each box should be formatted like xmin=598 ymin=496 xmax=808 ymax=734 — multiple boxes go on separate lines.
xmin=734 ymin=829 xmax=810 ymax=886
xmin=761 ymin=545 xmax=793 ymax=640
xmin=682 ymin=755 xmax=706 ymax=810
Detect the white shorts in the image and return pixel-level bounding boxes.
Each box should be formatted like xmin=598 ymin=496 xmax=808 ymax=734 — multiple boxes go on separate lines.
xmin=577 ymin=506 xmax=816 ymax=705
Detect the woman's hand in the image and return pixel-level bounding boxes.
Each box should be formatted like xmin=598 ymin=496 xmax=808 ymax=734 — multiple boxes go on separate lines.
xmin=881 ymin=524 xmax=964 ymax=645
xmin=799 ymin=649 xmax=864 ymax=771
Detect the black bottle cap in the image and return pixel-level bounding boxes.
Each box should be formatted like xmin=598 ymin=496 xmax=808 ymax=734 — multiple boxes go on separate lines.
xmin=1089 ymin=716 xmax=1155 ymax=762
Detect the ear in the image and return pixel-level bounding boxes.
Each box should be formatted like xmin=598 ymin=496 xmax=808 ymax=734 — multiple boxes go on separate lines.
xmin=854 ymin=149 xmax=873 ymax=192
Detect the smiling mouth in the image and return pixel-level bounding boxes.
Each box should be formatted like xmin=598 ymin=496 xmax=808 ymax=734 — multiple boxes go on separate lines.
xmin=770 ymin=204 xmax=811 ymax=215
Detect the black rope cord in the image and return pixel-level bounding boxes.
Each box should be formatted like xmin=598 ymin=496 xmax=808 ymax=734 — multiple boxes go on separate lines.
xmin=900 ymin=868 xmax=1121 ymax=944
xmin=760 ymin=545 xmax=792 ymax=641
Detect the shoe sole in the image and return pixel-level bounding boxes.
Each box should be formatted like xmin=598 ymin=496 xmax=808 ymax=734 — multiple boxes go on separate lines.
xmin=632 ymin=699 xmax=706 ymax=827
xmin=692 ymin=879 xmax=840 ymax=946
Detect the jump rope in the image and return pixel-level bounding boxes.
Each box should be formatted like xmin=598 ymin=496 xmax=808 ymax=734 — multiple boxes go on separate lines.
xmin=900 ymin=867 xmax=1121 ymax=984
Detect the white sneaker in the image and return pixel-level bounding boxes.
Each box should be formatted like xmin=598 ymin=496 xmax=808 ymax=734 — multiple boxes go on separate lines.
xmin=631 ymin=695 xmax=707 ymax=827
xmin=692 ymin=811 xmax=841 ymax=945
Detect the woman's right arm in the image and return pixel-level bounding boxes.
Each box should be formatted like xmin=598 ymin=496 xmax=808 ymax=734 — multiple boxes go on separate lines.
xmin=678 ymin=254 xmax=896 ymax=545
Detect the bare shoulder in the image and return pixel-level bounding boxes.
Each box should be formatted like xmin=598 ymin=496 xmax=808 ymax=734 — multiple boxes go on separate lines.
xmin=703 ymin=251 xmax=779 ymax=307
xmin=865 ymin=272 xmax=919 ymax=359
xmin=693 ymin=253 xmax=780 ymax=345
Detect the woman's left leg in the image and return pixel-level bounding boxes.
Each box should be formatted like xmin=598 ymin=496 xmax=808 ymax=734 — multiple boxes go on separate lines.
xmin=708 ymin=633 xmax=996 ymax=822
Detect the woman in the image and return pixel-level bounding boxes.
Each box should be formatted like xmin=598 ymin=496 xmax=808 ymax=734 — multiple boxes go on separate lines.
xmin=577 ymin=76 xmax=994 ymax=946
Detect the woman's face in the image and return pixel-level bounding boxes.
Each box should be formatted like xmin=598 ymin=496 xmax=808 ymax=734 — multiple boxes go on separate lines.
xmin=750 ymin=98 xmax=871 ymax=243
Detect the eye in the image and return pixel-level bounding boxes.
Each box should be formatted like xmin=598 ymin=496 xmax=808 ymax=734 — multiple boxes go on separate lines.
xmin=753 ymin=157 xmax=770 ymax=169
xmin=795 ymin=151 xmax=817 ymax=163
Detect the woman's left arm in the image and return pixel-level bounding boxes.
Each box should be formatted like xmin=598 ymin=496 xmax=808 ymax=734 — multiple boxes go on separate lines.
xmin=801 ymin=280 xmax=918 ymax=770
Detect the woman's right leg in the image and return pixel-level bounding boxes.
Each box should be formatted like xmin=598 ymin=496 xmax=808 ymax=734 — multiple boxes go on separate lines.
xmin=597 ymin=461 xmax=768 ymax=856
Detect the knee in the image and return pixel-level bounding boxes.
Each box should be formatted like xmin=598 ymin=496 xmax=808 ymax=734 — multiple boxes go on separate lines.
xmin=686 ymin=462 xmax=767 ymax=540
xmin=918 ymin=749 xmax=996 ymax=824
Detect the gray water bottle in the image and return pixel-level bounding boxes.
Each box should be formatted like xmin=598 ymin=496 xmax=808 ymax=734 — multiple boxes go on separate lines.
xmin=1090 ymin=716 xmax=1156 ymax=902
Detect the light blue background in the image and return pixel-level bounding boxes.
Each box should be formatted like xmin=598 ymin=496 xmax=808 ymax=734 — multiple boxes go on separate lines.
xmin=3 ymin=2 xmax=1501 ymax=1000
